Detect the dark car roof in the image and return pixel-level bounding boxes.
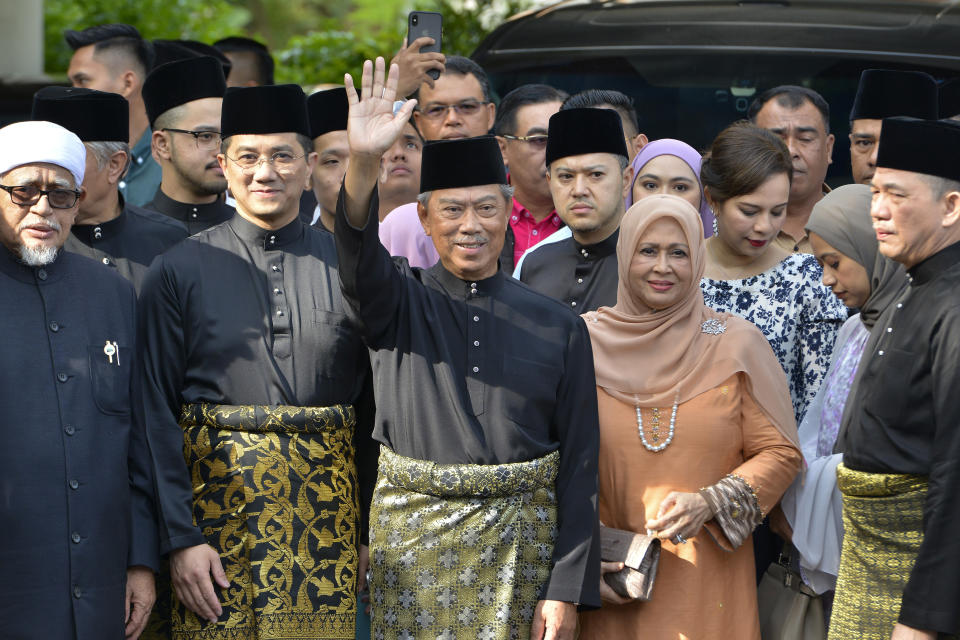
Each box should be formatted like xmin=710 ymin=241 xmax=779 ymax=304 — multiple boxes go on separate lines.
xmin=476 ymin=0 xmax=960 ymax=70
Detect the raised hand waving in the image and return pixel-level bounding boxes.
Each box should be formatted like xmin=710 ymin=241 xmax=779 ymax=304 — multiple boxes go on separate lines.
xmin=344 ymin=57 xmax=418 ymax=159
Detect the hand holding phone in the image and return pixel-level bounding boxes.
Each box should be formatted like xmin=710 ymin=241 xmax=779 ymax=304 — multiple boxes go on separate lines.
xmin=407 ymin=11 xmax=443 ymax=81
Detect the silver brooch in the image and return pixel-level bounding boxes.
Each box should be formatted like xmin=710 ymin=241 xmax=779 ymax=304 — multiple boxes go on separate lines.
xmin=701 ymin=319 xmax=727 ymax=335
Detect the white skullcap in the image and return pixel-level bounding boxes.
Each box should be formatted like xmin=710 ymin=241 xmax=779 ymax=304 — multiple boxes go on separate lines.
xmin=0 ymin=120 xmax=86 ymax=188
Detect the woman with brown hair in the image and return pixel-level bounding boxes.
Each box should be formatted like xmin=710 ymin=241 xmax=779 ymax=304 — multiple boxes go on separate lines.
xmin=578 ymin=195 xmax=802 ymax=639
xmin=699 ymin=122 xmax=845 ymax=425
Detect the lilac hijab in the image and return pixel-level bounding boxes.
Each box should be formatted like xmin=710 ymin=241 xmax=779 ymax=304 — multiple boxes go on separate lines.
xmin=626 ymin=138 xmax=714 ymax=238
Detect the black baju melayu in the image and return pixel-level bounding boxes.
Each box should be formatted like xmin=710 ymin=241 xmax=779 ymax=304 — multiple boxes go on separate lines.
xmin=832 ymin=241 xmax=960 ymax=638
xmin=335 ymin=189 xmax=601 ymax=639
xmin=146 ymin=188 xmax=235 ymax=235
xmin=0 ymin=248 xmax=157 ymax=640
xmin=65 ymin=196 xmax=187 ymax=292
xmin=138 ymin=214 xmax=374 ymax=639
xmin=518 ymin=230 xmax=619 ymax=313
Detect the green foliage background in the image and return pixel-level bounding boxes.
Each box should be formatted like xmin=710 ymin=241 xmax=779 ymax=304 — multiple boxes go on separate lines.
xmin=44 ymin=0 xmax=534 ymax=87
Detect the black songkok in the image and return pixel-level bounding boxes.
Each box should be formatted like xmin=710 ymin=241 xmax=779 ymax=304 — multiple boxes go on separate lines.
xmin=221 ymin=84 xmax=310 ymax=138
xmin=545 ymin=107 xmax=628 ymax=166
xmin=142 ymin=56 xmax=227 ymax=127
xmin=31 ymin=86 xmax=128 ymax=142
xmin=849 ymin=69 xmax=938 ymax=121
xmin=307 ymin=88 xmax=349 ymax=138
xmin=420 ymin=136 xmax=507 ymax=192
xmin=940 ymin=78 xmax=960 ymax=120
xmin=877 ymin=117 xmax=960 ymax=182
xmin=152 ymin=39 xmax=232 ymax=77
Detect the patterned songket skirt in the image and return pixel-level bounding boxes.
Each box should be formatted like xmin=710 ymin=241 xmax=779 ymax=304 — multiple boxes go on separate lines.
xmin=170 ymin=403 xmax=360 ymax=640
xmin=828 ymin=463 xmax=927 ymax=640
xmin=369 ymin=447 xmax=559 ymax=640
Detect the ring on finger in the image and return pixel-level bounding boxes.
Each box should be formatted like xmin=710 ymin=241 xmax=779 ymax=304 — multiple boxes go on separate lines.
xmin=673 ymin=533 xmax=687 ymax=544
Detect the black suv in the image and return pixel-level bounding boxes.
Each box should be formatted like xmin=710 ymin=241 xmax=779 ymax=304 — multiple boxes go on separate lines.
xmin=473 ymin=0 xmax=960 ymax=182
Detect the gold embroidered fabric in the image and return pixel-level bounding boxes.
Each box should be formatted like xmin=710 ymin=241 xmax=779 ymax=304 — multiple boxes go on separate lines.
xmin=169 ymin=403 xmax=359 ymax=640
xmin=369 ymin=447 xmax=559 ymax=640
xmin=828 ymin=463 xmax=929 ymax=640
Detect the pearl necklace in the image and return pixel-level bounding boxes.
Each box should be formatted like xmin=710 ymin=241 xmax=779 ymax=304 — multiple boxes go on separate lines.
xmin=636 ymin=399 xmax=679 ymax=452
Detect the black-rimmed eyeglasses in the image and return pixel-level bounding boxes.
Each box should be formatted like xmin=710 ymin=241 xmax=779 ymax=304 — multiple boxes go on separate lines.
xmin=162 ymin=128 xmax=223 ymax=150
xmin=0 ymin=184 xmax=81 ymax=209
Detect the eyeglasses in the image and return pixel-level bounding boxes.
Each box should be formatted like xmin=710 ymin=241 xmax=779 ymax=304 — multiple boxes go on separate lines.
xmin=500 ymin=134 xmax=549 ymax=149
xmin=224 ymin=151 xmax=306 ymax=174
xmin=417 ymin=100 xmax=486 ymax=120
xmin=162 ymin=128 xmax=223 ymax=150
xmin=0 ymin=184 xmax=81 ymax=209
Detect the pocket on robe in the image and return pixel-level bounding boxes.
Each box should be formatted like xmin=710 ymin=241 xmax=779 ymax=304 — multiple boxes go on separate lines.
xmin=87 ymin=344 xmax=131 ymax=416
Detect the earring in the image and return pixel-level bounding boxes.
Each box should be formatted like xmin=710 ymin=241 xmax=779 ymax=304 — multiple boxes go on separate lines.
xmin=712 ymin=214 xmax=719 ymax=237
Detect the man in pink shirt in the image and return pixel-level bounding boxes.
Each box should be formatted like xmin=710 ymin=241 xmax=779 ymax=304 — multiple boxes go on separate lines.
xmin=495 ymin=84 xmax=568 ymax=267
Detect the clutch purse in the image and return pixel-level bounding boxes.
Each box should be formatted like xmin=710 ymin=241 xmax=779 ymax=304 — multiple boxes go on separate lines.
xmin=599 ymin=525 xmax=661 ymax=601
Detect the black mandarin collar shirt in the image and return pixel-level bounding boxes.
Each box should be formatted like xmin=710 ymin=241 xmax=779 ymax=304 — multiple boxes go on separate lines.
xmin=138 ymin=212 xmax=373 ymax=553
xmin=146 ymin=188 xmax=235 ymax=235
xmin=838 ymin=240 xmax=960 ymax=634
xmin=334 ymin=188 xmax=601 ymax=608
xmin=65 ymin=195 xmax=188 ymax=292
xmin=518 ymin=228 xmax=619 ymax=313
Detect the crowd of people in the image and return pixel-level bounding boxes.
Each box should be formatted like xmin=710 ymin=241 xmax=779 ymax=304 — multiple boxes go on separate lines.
xmin=2 ymin=19 xmax=959 ymax=640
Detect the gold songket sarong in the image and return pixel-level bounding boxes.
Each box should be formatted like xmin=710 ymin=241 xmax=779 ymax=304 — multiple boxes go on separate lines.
xmin=369 ymin=446 xmax=560 ymax=640
xmin=828 ymin=462 xmax=928 ymax=640
xmin=170 ymin=403 xmax=359 ymax=640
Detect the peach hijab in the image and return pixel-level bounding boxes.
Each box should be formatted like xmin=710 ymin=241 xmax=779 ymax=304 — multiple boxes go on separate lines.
xmin=582 ymin=195 xmax=799 ymax=446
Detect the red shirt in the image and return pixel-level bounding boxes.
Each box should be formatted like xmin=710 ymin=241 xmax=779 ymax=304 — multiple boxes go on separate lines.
xmin=509 ymin=198 xmax=563 ymax=266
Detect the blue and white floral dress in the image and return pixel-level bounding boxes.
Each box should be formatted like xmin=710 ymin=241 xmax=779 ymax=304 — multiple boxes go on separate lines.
xmin=700 ymin=254 xmax=846 ymax=423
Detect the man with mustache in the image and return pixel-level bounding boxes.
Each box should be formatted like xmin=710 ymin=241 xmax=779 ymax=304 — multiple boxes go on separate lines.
xmin=749 ymin=86 xmax=834 ymax=253
xmin=518 ymin=107 xmax=632 ymax=312
xmin=336 ymin=58 xmax=600 ymax=640
xmin=31 ymin=86 xmax=188 ymax=292
xmin=847 ymin=69 xmax=938 ymax=186
xmin=141 ymin=56 xmax=234 ymax=234
xmin=832 ymin=117 xmax=960 ymax=640
xmin=0 ymin=120 xmax=157 ymax=639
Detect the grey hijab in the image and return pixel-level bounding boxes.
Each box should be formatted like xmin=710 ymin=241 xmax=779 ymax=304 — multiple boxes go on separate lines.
xmin=806 ymin=184 xmax=907 ymax=328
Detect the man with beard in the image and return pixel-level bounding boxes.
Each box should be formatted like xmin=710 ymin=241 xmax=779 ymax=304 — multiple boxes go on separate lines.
xmin=142 ymin=56 xmax=234 ymax=234
xmin=749 ymin=86 xmax=834 ymax=254
xmin=0 ymin=120 xmax=157 ymax=639
xmin=847 ymin=69 xmax=938 ymax=186
xmin=31 ymin=86 xmax=188 ymax=292
xmin=518 ymin=108 xmax=632 ymax=312
xmin=138 ymin=83 xmax=374 ymax=639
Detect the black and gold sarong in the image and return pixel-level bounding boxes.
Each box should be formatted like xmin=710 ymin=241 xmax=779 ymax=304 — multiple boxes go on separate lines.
xmin=828 ymin=462 xmax=927 ymax=640
xmin=369 ymin=447 xmax=559 ymax=640
xmin=169 ymin=403 xmax=359 ymax=640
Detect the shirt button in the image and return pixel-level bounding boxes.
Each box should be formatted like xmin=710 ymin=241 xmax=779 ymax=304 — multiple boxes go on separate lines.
xmin=49 ymin=321 xmax=60 ymax=332
xmin=37 ymin=269 xmax=47 ymax=280
xmin=136 ymin=156 xmax=143 ymax=164
xmin=512 ymin=216 xmax=518 ymax=222
xmin=273 ymin=288 xmax=281 ymax=295
xmin=878 ymin=350 xmax=885 ymax=356
xmin=474 ymin=341 xmax=480 ymax=347
xmin=887 ymin=328 xmax=892 ymax=333
xmin=472 ymin=366 xmax=479 ymax=373
xmin=897 ymin=303 xmax=903 ymax=309
xmin=571 ymin=301 xmax=577 ymax=307
xmin=191 ymin=212 xmax=198 ymax=219
xmin=64 ymin=424 xmax=75 ymax=435
xmin=119 ymin=180 xmax=127 ymax=189
xmin=473 ymin=315 xmax=479 ymax=322
xmin=93 ymin=227 xmax=102 ymax=240
xmin=276 ymin=309 xmax=285 ymax=317
xmin=69 ymin=479 xmax=79 ymax=490
xmin=102 ymin=257 xmax=111 ymax=265
xmin=272 ymin=265 xmax=281 ymax=272
xmin=577 ymin=278 xmax=583 ymax=284
xmin=269 ymin=235 xmax=276 ymax=244
xmin=71 ymin=532 xmax=81 ymax=544
xmin=73 ymin=586 xmax=82 ymax=599
xmin=57 ymin=373 xmax=68 ymax=383
xmin=532 ymin=230 xmax=538 ymax=236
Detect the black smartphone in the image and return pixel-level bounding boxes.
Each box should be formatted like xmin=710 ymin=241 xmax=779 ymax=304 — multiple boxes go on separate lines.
xmin=407 ymin=11 xmax=443 ymax=80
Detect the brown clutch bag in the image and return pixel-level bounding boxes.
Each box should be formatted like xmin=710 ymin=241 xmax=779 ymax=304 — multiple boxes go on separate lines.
xmin=599 ymin=525 xmax=661 ymax=601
